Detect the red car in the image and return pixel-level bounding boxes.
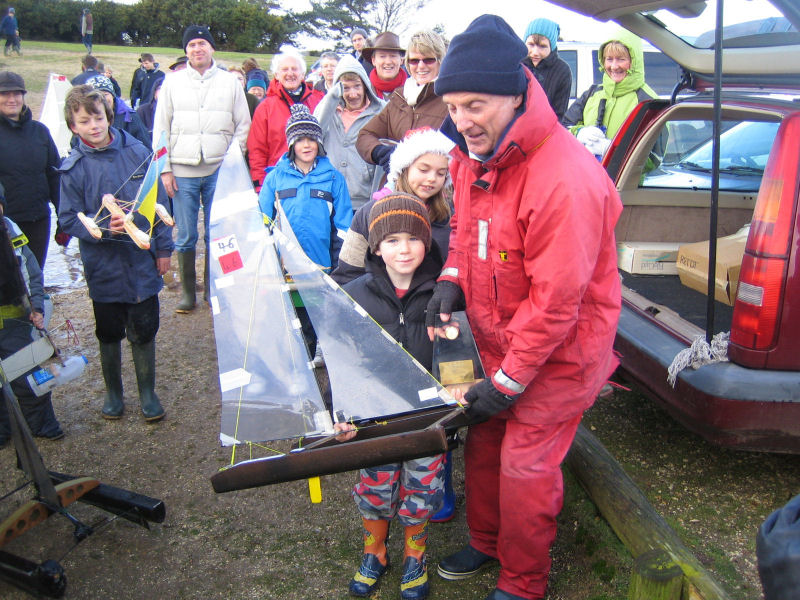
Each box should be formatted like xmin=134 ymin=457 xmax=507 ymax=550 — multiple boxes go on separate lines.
xmin=554 ymin=0 xmax=800 ymax=452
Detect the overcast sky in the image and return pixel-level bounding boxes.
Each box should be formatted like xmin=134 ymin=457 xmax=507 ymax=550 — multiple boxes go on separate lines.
xmin=281 ymin=0 xmax=783 ymax=49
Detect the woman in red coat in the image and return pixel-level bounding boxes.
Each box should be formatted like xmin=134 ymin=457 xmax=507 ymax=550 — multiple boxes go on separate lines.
xmin=246 ymin=48 xmax=323 ymax=189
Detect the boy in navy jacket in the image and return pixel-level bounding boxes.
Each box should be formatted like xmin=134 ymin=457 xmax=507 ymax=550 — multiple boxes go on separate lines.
xmin=58 ymin=85 xmax=173 ymax=422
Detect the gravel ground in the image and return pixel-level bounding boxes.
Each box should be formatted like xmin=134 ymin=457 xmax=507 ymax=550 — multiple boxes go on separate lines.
xmin=1 ymin=246 xmax=798 ymax=599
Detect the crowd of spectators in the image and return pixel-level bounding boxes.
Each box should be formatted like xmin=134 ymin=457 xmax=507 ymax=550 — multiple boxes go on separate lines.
xmin=0 ymin=14 xmax=705 ymax=600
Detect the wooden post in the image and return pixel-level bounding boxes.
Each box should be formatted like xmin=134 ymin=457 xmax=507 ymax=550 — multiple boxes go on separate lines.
xmin=566 ymin=425 xmax=731 ymax=600
xmin=628 ymin=549 xmax=683 ymax=600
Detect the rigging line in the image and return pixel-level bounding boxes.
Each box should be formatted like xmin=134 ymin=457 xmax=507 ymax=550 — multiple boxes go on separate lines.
xmin=0 ymin=478 xmax=33 ymax=502
xmin=229 ymin=234 xmax=267 ymax=467
xmin=110 ymin=150 xmax=154 ymax=200
xmin=272 ymin=227 xmax=322 ymax=378
xmin=53 ymin=504 xmax=142 ymax=564
xmin=46 ymin=319 xmax=80 ymax=347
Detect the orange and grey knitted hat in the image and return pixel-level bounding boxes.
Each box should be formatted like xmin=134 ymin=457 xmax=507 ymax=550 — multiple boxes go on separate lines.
xmin=368 ymin=192 xmax=431 ymax=253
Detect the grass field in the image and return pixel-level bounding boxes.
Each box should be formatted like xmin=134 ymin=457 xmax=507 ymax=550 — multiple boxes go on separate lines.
xmin=0 ymin=40 xmax=286 ymax=114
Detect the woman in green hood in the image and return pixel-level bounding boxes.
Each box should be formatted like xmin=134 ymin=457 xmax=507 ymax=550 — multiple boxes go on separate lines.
xmin=563 ymin=30 xmax=657 ymax=157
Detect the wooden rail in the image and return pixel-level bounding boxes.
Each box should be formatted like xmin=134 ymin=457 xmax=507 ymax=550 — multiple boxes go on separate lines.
xmin=565 ymin=425 xmax=732 ymax=600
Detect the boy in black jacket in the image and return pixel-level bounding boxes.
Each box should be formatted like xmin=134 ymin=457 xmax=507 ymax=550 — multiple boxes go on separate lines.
xmin=339 ymin=193 xmax=444 ymax=600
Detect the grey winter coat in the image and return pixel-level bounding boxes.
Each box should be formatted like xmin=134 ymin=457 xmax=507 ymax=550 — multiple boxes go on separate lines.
xmin=313 ymin=55 xmax=385 ymax=211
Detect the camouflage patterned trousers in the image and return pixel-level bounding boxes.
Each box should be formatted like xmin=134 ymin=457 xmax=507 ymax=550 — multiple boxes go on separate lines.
xmin=353 ymin=453 xmax=446 ymax=526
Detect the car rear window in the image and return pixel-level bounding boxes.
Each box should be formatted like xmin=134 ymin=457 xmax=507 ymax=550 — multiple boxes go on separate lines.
xmin=640 ymin=118 xmax=781 ymax=192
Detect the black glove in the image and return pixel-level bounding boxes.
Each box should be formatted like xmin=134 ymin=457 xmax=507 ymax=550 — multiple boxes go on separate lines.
xmin=464 ymin=378 xmax=519 ymax=420
xmin=371 ymin=144 xmax=394 ymax=175
xmin=425 ymin=280 xmax=465 ymax=329
xmin=54 ymin=224 xmax=71 ymax=247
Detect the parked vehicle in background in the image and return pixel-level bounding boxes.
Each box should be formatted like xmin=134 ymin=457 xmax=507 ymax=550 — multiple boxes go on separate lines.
xmin=305 ymin=59 xmax=322 ymax=86
xmin=551 ymin=0 xmax=800 ymax=453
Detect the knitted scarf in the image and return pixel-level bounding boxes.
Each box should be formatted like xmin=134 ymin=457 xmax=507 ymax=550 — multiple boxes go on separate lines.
xmin=370 ymin=68 xmax=407 ymax=97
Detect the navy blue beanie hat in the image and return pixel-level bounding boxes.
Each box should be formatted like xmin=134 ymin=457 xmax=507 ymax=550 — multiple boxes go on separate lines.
xmin=182 ymin=25 xmax=216 ymax=51
xmin=524 ymin=18 xmax=560 ymax=51
xmin=435 ymin=15 xmax=528 ymax=98
xmin=246 ymin=68 xmax=269 ymax=82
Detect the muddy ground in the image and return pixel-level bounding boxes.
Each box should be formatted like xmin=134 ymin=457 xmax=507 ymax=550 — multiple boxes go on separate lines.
xmin=1 ymin=245 xmax=799 ymax=600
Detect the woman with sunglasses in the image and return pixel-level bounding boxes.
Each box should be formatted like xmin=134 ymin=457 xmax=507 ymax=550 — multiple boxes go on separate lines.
xmin=357 ymin=29 xmax=449 ymax=183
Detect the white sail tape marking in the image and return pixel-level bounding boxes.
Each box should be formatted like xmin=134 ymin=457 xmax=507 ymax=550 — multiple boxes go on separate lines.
xmin=215 ymin=275 xmax=235 ymax=289
xmin=418 ymin=387 xmax=439 ymax=402
xmin=219 ymin=368 xmax=252 ymax=392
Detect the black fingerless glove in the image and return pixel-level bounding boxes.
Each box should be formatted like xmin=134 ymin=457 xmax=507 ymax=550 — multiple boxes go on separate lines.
xmin=464 ymin=378 xmax=519 ymax=420
xmin=371 ymin=144 xmax=394 ymax=175
xmin=425 ymin=281 xmax=465 ymax=328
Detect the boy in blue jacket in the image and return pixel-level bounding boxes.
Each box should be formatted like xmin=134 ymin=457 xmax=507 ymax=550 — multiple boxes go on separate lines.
xmin=258 ymin=103 xmax=353 ymax=362
xmin=257 ymin=103 xmax=352 ymax=272
xmin=57 ymin=85 xmax=173 ymax=422
xmin=338 ymin=193 xmax=445 ymax=600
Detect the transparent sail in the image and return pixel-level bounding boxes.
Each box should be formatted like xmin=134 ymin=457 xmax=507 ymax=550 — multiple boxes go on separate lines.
xmin=274 ymin=204 xmax=456 ymax=424
xmin=39 ymin=73 xmax=73 ymax=158
xmin=209 ymin=149 xmax=330 ymax=446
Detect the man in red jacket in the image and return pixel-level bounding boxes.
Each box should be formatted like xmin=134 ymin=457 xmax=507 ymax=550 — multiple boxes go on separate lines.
xmin=426 ymin=15 xmax=623 ymax=600
xmin=247 ymin=48 xmax=323 ymax=189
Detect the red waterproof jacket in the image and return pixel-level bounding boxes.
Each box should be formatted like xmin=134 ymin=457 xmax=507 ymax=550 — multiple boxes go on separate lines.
xmin=246 ymin=79 xmax=323 ymax=187
xmin=439 ymin=73 xmax=622 ymax=424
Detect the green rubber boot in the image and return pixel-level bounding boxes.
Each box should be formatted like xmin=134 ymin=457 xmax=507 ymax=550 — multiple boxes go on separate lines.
xmin=99 ymin=341 xmax=124 ymax=419
xmin=176 ymin=250 xmax=196 ymax=313
xmin=131 ymin=340 xmax=165 ymax=422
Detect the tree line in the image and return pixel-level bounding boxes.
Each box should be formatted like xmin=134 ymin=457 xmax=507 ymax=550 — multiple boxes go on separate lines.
xmin=7 ymin=0 xmax=432 ymax=54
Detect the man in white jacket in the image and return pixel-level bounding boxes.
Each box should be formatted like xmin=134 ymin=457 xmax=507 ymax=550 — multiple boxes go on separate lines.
xmin=153 ymin=25 xmax=250 ymax=313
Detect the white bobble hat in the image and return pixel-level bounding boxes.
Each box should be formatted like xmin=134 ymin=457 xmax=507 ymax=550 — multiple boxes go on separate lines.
xmin=388 ymin=128 xmax=455 ymax=187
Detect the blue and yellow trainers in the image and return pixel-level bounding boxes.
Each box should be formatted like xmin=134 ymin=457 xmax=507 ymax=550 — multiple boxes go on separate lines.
xmin=349 ymin=553 xmax=389 ymax=597
xmin=400 ymin=555 xmax=429 ymax=599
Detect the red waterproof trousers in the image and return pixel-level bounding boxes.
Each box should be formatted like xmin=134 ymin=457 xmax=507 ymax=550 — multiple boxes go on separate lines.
xmin=464 ymin=414 xmax=582 ymax=599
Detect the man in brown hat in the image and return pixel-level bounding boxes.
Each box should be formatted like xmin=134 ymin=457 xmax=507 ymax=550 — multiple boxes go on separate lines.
xmin=169 ymin=56 xmax=188 ymax=71
xmin=361 ymin=31 xmax=406 ymax=99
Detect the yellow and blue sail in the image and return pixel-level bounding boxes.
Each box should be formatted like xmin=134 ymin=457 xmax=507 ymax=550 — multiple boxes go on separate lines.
xmin=132 ymin=131 xmax=168 ymax=232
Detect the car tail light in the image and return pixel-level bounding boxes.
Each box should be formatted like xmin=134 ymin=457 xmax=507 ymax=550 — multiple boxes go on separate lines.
xmin=731 ymin=256 xmax=786 ymax=349
xmin=730 ymin=114 xmax=799 ymax=350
